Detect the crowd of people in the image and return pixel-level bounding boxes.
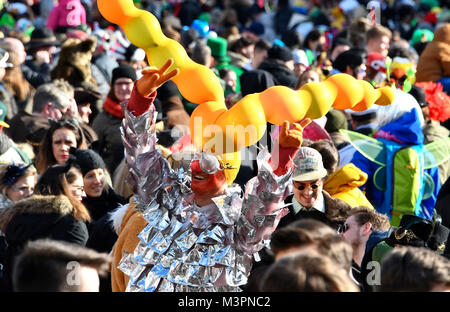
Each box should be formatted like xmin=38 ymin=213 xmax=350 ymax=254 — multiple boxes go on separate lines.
xmin=0 ymin=0 xmax=449 ymax=293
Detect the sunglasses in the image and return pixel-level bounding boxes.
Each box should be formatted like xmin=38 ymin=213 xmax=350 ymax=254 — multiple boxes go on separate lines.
xmin=337 ymin=223 xmax=349 ymax=234
xmin=293 ymin=181 xmax=321 ymax=191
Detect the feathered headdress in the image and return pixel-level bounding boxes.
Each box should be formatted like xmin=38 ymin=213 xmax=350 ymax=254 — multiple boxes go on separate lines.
xmin=415 ymin=82 xmax=450 ymax=122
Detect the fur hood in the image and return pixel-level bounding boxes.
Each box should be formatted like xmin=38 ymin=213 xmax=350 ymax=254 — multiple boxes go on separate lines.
xmin=0 ymin=195 xmax=73 ymax=232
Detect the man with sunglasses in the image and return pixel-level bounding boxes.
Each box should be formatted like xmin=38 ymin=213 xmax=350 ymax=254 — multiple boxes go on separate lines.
xmin=278 ymin=146 xmax=352 ymax=230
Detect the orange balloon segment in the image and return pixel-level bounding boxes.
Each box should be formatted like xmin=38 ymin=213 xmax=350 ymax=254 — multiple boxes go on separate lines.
xmin=98 ymin=0 xmax=395 ymax=185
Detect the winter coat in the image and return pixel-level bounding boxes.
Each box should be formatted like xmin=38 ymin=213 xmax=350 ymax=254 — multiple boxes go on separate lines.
xmin=92 ymin=108 xmax=123 ymax=175
xmin=278 ymin=191 xmax=352 ymax=230
xmin=258 ymin=61 xmax=298 ymax=89
xmin=46 ymin=0 xmax=86 ymax=32
xmin=323 ymin=163 xmax=374 ymax=209
xmin=0 ymin=195 xmax=88 ymax=291
xmin=416 ymin=24 xmax=450 ymax=83
xmin=82 ymin=186 xmax=127 ymax=223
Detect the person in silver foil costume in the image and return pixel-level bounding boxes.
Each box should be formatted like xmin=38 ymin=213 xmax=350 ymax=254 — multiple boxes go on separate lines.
xmin=114 ymin=59 xmax=311 ymax=292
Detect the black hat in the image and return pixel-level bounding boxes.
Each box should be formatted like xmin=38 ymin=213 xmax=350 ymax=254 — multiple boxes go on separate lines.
xmin=267 ymin=45 xmax=293 ymax=62
xmin=70 ymin=147 xmax=105 ymax=177
xmin=111 ymin=64 xmax=137 ymax=85
xmin=427 ymin=223 xmax=450 ymax=255
xmin=409 ymin=85 xmax=429 ymax=108
xmin=386 ymin=215 xmax=434 ymax=248
xmin=26 ymin=27 xmax=60 ymax=50
xmin=74 ymin=88 xmax=102 ymax=106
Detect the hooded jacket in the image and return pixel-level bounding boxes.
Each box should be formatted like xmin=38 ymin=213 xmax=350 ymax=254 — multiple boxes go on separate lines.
xmin=416 ymin=24 xmax=450 ymax=83
xmin=323 ymin=163 xmax=374 ymax=209
xmin=46 ymin=0 xmax=86 ymax=31
xmin=258 ymin=60 xmax=298 ymax=89
xmin=351 ymin=108 xmax=441 ymax=221
xmin=0 ymin=195 xmax=88 ymax=291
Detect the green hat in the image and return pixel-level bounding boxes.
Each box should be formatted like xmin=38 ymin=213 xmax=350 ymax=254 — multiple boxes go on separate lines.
xmin=207 ymin=37 xmax=231 ymax=63
xmin=410 ymin=28 xmax=434 ymax=46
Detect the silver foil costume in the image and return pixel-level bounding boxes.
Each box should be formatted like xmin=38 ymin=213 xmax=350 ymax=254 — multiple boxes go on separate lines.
xmin=118 ymin=97 xmax=293 ymax=292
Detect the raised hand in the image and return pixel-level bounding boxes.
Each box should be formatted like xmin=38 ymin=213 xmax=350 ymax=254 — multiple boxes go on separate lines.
xmin=136 ymin=58 xmax=179 ymax=97
xmin=278 ymin=119 xmax=312 ymax=149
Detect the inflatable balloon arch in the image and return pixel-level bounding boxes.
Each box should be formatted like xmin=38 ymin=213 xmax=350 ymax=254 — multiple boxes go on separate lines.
xmin=98 ymin=0 xmax=395 ymax=184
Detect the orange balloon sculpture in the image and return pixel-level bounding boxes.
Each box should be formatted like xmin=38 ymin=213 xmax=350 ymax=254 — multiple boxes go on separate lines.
xmin=97 ymin=0 xmax=395 ymax=184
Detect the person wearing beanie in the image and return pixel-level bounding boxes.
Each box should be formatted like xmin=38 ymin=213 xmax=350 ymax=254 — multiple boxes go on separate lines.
xmin=92 ymin=64 xmax=137 ymax=175
xmin=258 ymin=44 xmax=298 ymax=89
xmin=70 ymin=148 xmax=127 ymax=268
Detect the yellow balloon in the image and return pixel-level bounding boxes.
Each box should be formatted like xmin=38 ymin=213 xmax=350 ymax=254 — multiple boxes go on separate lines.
xmin=98 ymin=0 xmax=396 ymax=185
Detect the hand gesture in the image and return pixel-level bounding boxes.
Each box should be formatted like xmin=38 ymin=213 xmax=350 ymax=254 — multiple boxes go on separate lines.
xmin=278 ymin=119 xmax=311 ymax=149
xmin=136 ymin=58 xmax=179 ymax=97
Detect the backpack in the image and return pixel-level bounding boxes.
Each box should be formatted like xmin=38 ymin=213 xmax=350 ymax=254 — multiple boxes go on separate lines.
xmin=342 ymin=129 xmax=450 ymax=226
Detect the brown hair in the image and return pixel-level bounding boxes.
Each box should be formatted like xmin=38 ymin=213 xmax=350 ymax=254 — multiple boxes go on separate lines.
xmin=261 ymin=249 xmax=360 ymax=292
xmin=35 ymin=119 xmax=87 ymax=174
xmin=348 ymin=206 xmax=391 ymax=232
xmin=366 ymin=25 xmax=392 ymax=42
xmin=0 ymin=163 xmax=37 ymax=198
xmin=13 ymin=238 xmax=110 ymax=292
xmin=0 ymin=46 xmax=34 ymax=110
xmin=379 ymin=246 xmax=450 ymax=292
xmin=35 ymin=164 xmax=91 ymax=222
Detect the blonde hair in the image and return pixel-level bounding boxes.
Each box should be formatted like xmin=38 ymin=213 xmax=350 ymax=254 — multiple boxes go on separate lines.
xmin=0 ymin=163 xmax=37 ymax=197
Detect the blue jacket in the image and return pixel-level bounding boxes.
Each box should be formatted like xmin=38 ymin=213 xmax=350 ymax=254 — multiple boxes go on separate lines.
xmin=351 ymin=108 xmax=441 ymax=221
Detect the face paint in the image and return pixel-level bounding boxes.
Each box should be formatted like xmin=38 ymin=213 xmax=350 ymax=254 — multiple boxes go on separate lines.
xmin=190 ymin=157 xmax=226 ymax=195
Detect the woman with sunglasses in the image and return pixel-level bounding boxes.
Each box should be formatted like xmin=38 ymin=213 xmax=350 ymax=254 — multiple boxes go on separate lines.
xmin=35 ymin=118 xmax=88 ymax=174
xmin=278 ymin=146 xmax=352 ymax=231
xmin=110 ymin=59 xmax=308 ymax=292
xmin=0 ymin=163 xmax=37 ymax=210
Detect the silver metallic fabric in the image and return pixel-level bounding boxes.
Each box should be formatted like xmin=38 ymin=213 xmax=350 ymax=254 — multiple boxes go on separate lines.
xmin=119 ymin=98 xmax=291 ymax=292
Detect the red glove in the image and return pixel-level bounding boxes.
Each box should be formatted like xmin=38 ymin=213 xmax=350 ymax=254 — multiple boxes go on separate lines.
xmin=127 ymin=58 xmax=179 ymax=116
xmin=271 ymin=119 xmax=311 ymax=176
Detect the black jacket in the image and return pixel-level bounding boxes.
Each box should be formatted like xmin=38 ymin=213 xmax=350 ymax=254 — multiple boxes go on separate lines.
xmin=0 ymin=195 xmax=88 ymax=291
xmin=278 ymin=191 xmax=352 ymax=230
xmin=83 ymin=187 xmax=127 ymax=223
xmin=258 ymin=61 xmax=298 ymax=89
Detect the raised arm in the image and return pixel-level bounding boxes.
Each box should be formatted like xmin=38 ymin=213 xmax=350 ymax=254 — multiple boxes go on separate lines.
xmin=235 ymin=119 xmax=310 ymax=256
xmin=120 ymin=59 xmax=179 ymax=205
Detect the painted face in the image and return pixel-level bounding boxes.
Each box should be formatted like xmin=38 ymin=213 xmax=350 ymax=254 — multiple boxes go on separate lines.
xmin=52 ymin=128 xmax=77 ymax=165
xmin=83 ymin=168 xmax=105 ymax=198
xmin=113 ymin=77 xmax=134 ymax=103
xmin=6 ymin=175 xmax=36 ymax=202
xmin=70 ymin=174 xmax=86 ymax=202
xmin=292 ymin=179 xmax=323 ymax=208
xmin=190 ymin=159 xmax=226 ymax=196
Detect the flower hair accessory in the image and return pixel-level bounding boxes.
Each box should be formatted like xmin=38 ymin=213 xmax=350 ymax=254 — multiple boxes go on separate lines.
xmin=2 ymin=163 xmax=31 ymax=186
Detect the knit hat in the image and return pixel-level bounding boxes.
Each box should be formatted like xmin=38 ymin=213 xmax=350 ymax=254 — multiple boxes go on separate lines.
xmin=70 ymin=147 xmax=105 ymax=177
xmin=111 ymin=64 xmax=137 ymax=85
xmin=268 ymin=45 xmax=293 ymax=62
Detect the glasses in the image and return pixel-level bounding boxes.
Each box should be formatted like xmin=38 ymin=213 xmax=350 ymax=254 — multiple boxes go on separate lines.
xmin=293 ymin=180 xmax=321 ymax=191
xmin=11 ymin=185 xmax=34 ymax=194
xmin=337 ymin=223 xmax=349 ymax=234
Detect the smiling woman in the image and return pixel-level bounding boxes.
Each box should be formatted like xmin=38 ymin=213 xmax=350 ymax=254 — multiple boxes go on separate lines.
xmin=35 ymin=118 xmax=87 ymax=174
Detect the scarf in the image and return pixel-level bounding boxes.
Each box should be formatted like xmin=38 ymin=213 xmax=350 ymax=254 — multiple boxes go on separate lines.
xmin=103 ymin=96 xmax=124 ymax=119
